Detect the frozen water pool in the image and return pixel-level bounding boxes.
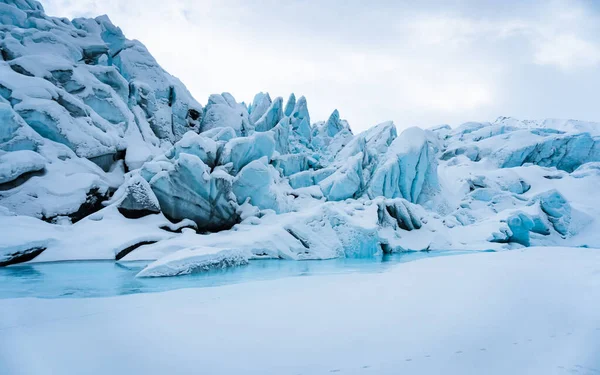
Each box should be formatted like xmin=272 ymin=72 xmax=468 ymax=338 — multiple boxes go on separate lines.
xmin=0 ymin=250 xmax=489 ymax=299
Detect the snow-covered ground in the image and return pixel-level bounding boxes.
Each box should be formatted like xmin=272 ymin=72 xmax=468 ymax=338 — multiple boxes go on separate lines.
xmin=1 ymin=247 xmax=599 ymax=375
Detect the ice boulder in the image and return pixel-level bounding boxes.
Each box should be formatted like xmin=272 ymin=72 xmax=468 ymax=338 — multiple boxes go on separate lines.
xmin=319 ymin=153 xmax=364 ymax=201
xmin=0 ymin=102 xmax=41 ymax=152
xmin=288 ymin=168 xmax=336 ymax=189
xmin=284 ymin=93 xmax=296 ymax=117
xmin=335 ymin=121 xmax=396 ymax=172
xmin=377 ymin=198 xmax=422 ymax=231
xmin=489 ymin=212 xmax=547 ymax=247
xmin=368 ymin=127 xmax=439 ymax=204
xmin=145 ymin=153 xmax=238 ymax=231
xmin=268 ymin=117 xmax=292 ymax=154
xmin=290 ymin=96 xmax=311 ymax=143
xmin=117 ymin=174 xmax=161 ymax=219
xmin=232 ymin=159 xmax=290 ymax=213
xmin=0 ymin=150 xmax=45 ymax=184
xmin=219 ymin=131 xmax=275 ymax=174
xmin=200 ymin=126 xmax=236 ymax=142
xmin=166 ymin=131 xmax=218 ymax=168
xmin=271 ymin=153 xmax=315 ymax=177
xmin=311 ymin=109 xmax=354 ymax=161
xmin=253 ymin=96 xmax=283 ymax=132
xmin=538 ymin=190 xmax=571 ymax=237
xmin=505 ymin=212 xmax=536 ymax=246
xmin=248 ymin=92 xmax=272 ymax=124
xmin=322 ymin=202 xmax=382 ymax=258
xmin=137 ymin=247 xmax=249 ymax=277
xmin=200 ymin=93 xmax=251 ymax=136
xmin=314 ymin=109 xmax=346 ymax=138
xmin=440 ymin=145 xmax=481 ymax=162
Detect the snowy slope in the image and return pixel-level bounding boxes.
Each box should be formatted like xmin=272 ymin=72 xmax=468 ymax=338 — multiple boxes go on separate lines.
xmin=2 ymin=1 xmax=600 ymax=274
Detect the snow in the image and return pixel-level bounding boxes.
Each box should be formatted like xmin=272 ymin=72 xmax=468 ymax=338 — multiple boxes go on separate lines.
xmin=1 ymin=247 xmax=599 ymax=374
xmin=0 ymin=149 xmax=45 ymax=184
xmin=0 ymin=213 xmax=60 ymax=265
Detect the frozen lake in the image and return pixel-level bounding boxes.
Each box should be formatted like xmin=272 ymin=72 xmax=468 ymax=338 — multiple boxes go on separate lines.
xmin=0 ymin=250 xmax=485 ymax=299
xmin=1 ymin=247 xmax=598 ymax=375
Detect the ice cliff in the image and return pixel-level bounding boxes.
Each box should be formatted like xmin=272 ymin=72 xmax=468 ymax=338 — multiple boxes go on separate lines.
xmin=2 ymin=0 xmax=600 ymax=275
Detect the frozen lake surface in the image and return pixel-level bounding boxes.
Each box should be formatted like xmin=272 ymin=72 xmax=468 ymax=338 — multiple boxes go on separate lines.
xmin=0 ymin=250 xmax=483 ymax=299
xmin=1 ymin=247 xmax=599 ymax=375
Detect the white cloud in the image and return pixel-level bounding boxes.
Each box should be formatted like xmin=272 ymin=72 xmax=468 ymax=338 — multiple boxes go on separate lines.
xmin=534 ymin=34 xmax=600 ymax=69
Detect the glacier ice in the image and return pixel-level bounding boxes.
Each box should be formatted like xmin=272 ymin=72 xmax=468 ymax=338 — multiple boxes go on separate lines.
xmin=253 ymin=96 xmax=283 ymax=132
xmin=248 ymin=92 xmax=272 ymax=124
xmin=232 ymin=159 xmax=290 ymax=213
xmin=289 ymin=96 xmax=311 ymax=143
xmin=537 ymin=190 xmax=571 ymax=237
xmin=368 ymin=127 xmax=439 ymax=204
xmin=201 ymin=93 xmax=250 ymax=136
xmin=272 ymin=153 xmax=315 ymax=177
xmin=143 ymin=152 xmax=238 ymax=231
xmin=219 ymin=131 xmax=276 ymax=174
xmin=319 ymin=153 xmax=363 ymax=201
xmin=3 ymin=1 xmax=600 ymax=275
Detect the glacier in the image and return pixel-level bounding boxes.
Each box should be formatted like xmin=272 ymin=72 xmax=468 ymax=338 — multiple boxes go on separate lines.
xmin=2 ymin=0 xmax=600 ymax=276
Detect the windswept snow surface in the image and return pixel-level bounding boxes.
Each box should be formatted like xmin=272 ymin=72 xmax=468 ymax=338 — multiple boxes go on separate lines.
xmin=2 ymin=1 xmax=600 ymax=274
xmin=1 ymin=247 xmax=599 ymax=375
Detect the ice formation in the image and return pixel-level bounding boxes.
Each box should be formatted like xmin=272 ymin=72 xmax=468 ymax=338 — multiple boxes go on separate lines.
xmin=2 ymin=0 xmax=600 ymax=275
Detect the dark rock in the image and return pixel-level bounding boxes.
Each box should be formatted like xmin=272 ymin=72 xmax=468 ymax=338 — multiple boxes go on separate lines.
xmin=0 ymin=247 xmax=46 ymax=267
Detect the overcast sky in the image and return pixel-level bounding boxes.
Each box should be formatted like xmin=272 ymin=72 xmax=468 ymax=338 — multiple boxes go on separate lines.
xmin=42 ymin=0 xmax=600 ymax=132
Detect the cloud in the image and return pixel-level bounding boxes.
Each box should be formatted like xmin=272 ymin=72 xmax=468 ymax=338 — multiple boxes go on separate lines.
xmin=41 ymin=0 xmax=600 ymax=131
xmin=534 ymin=34 xmax=600 ymax=69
